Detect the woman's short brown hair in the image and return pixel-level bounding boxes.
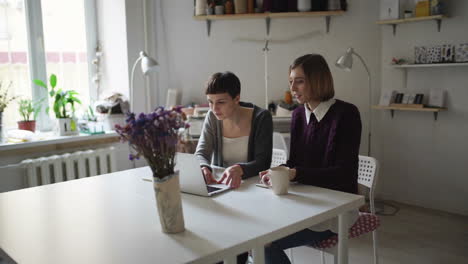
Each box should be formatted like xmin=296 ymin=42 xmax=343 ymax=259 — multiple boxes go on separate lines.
xmin=289 ymin=54 xmax=334 ymax=101
xmin=205 ymin=71 xmax=241 ymax=99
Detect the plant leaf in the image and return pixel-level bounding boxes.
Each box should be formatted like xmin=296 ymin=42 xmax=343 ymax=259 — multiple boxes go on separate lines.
xmin=50 ymin=74 xmax=57 ymax=88
xmin=33 ymin=79 xmax=47 ymax=89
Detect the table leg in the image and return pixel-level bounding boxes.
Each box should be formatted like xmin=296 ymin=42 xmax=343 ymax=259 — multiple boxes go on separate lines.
xmin=252 ymin=245 xmax=265 ymax=263
xmin=338 ymin=212 xmax=349 ymax=264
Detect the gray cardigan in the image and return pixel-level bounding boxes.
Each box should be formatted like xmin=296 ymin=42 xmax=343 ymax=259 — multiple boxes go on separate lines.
xmin=195 ymin=102 xmax=273 ymax=178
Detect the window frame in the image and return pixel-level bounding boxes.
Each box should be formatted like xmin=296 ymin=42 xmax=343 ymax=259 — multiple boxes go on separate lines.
xmin=23 ymin=0 xmax=99 ymax=131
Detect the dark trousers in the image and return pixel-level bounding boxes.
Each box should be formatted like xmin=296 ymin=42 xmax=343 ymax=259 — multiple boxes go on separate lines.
xmin=265 ymin=229 xmax=336 ymax=264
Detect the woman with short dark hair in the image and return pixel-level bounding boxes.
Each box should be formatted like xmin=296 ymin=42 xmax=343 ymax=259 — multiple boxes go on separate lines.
xmin=196 ymin=71 xmax=273 ymax=188
xmin=261 ymin=54 xmax=362 ymax=264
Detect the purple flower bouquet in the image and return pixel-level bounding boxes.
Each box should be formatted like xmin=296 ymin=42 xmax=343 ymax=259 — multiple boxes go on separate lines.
xmin=115 ymin=107 xmax=188 ymax=179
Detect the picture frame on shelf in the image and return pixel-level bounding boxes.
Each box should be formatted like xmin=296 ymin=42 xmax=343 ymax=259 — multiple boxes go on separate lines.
xmin=428 ymin=89 xmax=445 ymax=107
xmin=402 ymin=93 xmax=411 ymax=104
xmin=379 ymin=90 xmax=397 ymax=106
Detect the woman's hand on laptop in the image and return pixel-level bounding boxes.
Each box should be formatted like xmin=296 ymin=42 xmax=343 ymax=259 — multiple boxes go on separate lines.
xmin=201 ymin=167 xmax=217 ymax=184
xmin=218 ymin=165 xmax=243 ymax=188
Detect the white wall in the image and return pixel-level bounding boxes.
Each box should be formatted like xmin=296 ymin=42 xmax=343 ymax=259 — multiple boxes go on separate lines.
xmin=97 ymin=0 xmax=130 ymax=100
xmin=377 ymin=2 xmax=468 ymax=215
xmin=153 ymin=0 xmax=381 ymax=157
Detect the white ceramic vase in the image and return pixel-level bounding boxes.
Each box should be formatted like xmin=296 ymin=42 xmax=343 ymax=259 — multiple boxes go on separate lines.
xmin=153 ymin=171 xmax=185 ymax=234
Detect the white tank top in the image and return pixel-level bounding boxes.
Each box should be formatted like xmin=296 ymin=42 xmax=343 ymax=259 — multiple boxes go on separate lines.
xmin=222 ymin=136 xmax=249 ymax=167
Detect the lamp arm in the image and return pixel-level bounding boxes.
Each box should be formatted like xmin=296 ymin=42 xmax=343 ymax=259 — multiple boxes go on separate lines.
xmin=130 ymin=56 xmax=143 ymax=113
xmin=353 ymin=51 xmax=372 ymax=156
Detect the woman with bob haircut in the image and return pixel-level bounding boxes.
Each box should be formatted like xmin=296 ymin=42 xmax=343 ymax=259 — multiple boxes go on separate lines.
xmin=260 ymin=54 xmax=362 ymax=264
xmin=196 ymin=71 xmax=273 ymax=189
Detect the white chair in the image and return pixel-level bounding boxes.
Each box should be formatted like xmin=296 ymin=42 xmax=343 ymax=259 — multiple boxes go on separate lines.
xmin=273 ymin=132 xmax=288 ymax=158
xmin=271 ymin=148 xmax=287 ymax=167
xmin=291 ymin=155 xmax=380 ymax=264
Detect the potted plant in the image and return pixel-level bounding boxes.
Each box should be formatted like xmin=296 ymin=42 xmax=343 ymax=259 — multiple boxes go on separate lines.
xmin=33 ymin=74 xmax=81 ymax=136
xmin=115 ymin=107 xmax=188 ymax=233
xmin=17 ymin=98 xmax=43 ymax=132
xmin=0 ymin=81 xmax=18 ymax=142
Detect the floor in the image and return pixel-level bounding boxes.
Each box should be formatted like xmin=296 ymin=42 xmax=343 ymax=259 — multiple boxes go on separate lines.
xmin=289 ymin=201 xmax=468 ymax=264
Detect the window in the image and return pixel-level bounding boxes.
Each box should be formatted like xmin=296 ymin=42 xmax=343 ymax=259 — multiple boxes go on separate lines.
xmin=0 ymin=0 xmax=31 ymax=128
xmin=0 ymin=0 xmax=98 ymax=130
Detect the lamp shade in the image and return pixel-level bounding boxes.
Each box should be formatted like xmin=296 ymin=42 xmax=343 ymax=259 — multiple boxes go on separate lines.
xmin=139 ymin=51 xmax=158 ymax=75
xmin=335 ymin=47 xmax=354 ymax=71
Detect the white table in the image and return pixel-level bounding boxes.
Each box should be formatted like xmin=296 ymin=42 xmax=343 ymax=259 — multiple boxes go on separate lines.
xmin=0 ymin=167 xmax=364 ymax=264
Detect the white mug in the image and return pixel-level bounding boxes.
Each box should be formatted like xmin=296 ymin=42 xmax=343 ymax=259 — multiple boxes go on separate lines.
xmin=262 ymin=166 xmax=289 ymax=195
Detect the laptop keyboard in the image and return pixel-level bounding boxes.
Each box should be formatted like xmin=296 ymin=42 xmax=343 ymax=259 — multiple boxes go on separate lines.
xmin=207 ymin=185 xmax=222 ymax=193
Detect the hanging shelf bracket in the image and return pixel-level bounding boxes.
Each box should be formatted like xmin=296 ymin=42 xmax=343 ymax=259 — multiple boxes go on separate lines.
xmin=206 ymin=20 xmax=212 ymax=37
xmin=325 ymin=16 xmax=331 ymax=33
xmin=436 ymin=19 xmax=442 ymax=32
xmin=392 ymin=24 xmax=397 ymax=36
xmin=390 ymin=110 xmax=395 ymax=118
xmin=265 ymin=17 xmax=271 ymax=36
xmin=433 ymin=112 xmax=438 ymax=121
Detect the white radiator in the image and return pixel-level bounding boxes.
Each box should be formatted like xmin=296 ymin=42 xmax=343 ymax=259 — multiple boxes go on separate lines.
xmin=21 ymin=147 xmax=116 ymax=187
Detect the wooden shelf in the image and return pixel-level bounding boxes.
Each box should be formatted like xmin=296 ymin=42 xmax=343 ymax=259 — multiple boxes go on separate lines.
xmin=194 ymin=11 xmax=345 ymax=36
xmin=376 ymin=15 xmax=447 ymax=36
xmin=376 ymin=15 xmax=445 ymax=25
xmin=392 ymin=62 xmax=468 ymax=68
xmin=372 ymin=105 xmax=447 ymax=120
xmin=194 ymin=11 xmax=344 ymax=21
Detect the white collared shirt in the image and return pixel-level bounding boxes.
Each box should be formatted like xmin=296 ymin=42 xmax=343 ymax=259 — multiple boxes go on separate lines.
xmin=304 ymin=99 xmax=336 ymax=124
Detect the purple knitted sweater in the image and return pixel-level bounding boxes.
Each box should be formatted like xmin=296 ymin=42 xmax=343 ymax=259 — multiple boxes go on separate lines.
xmin=286 ymin=99 xmax=362 ymax=194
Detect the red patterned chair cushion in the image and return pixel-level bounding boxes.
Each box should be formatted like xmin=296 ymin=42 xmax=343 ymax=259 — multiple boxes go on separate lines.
xmin=311 ymin=213 xmax=380 ymax=249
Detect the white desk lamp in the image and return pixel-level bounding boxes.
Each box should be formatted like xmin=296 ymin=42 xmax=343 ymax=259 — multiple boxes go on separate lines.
xmin=336 ymin=47 xmax=372 ymax=156
xmin=130 ymin=51 xmax=158 ymax=113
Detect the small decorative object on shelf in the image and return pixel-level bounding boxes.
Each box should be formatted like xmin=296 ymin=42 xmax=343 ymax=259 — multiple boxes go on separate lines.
xmin=328 ymin=0 xmax=341 ymax=11
xmin=297 ymin=0 xmax=311 ymax=12
xmin=404 ymin=10 xmax=413 ymax=18
xmin=115 ymin=107 xmax=188 ymax=233
xmin=391 ymin=57 xmax=407 ymax=65
xmin=215 ymin=4 xmax=224 ymax=15
xmin=415 ymin=0 xmax=430 ymax=17
xmin=248 ymin=0 xmax=255 ymax=13
xmin=428 ymin=89 xmax=445 ymax=108
xmin=225 ymin=0 xmax=234 ymax=14
xmin=287 ymin=0 xmax=297 ymax=12
xmin=379 ymin=0 xmax=399 ymax=20
xmin=455 ymin=43 xmax=468 ymax=62
xmin=311 ymin=0 xmax=327 ymax=11
xmin=195 ymin=0 xmax=207 ymax=16
xmin=415 ymin=46 xmax=427 ymax=64
xmin=414 ymin=93 xmax=424 ymax=104
xmin=378 ymin=90 xmax=397 ymax=106
xmin=441 ymin=44 xmax=455 ymax=63
xmin=256 ymin=0 xmax=264 ymax=12
xmin=426 ymin=45 xmax=442 ymax=64
xmin=430 ymin=0 xmax=443 ymax=15
xmin=394 ymin=93 xmax=404 ymax=104
xmin=207 ymin=1 xmax=215 ymax=15
xmin=234 ymin=0 xmax=247 ymax=14
xmin=263 ymin=0 xmax=272 ymax=12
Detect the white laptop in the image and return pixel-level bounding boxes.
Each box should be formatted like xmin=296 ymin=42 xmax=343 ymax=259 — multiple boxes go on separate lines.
xmin=175 ymin=152 xmax=231 ymax=197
